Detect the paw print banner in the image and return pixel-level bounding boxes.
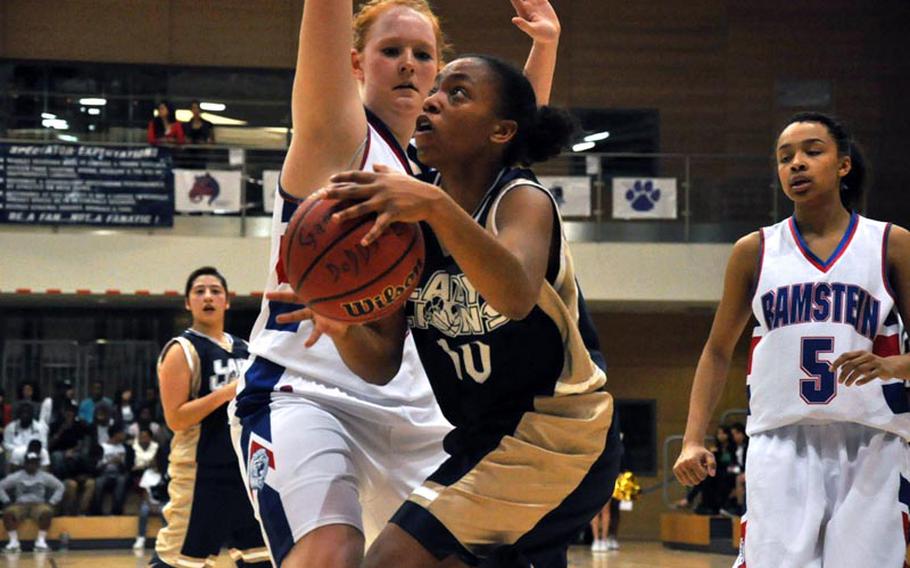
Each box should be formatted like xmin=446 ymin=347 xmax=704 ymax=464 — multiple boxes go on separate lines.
xmin=611 ymin=177 xmax=677 ymax=219
xmin=173 ymin=169 xmax=242 ymax=213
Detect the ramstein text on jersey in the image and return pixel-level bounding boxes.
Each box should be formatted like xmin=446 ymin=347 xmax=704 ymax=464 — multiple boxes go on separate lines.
xmin=759 ymin=282 xmax=881 ymax=339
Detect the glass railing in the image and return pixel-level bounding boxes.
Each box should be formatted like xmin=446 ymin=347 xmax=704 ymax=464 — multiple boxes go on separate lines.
xmin=0 ymin=138 xmax=785 ymax=243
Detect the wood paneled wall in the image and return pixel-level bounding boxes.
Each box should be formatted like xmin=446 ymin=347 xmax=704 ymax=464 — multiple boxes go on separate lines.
xmin=592 ymin=310 xmax=751 ymax=540
xmin=2 ymin=1 xmax=907 ymax=222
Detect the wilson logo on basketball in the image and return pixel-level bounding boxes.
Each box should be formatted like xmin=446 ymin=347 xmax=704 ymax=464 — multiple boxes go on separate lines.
xmin=341 ymin=258 xmax=424 ymax=319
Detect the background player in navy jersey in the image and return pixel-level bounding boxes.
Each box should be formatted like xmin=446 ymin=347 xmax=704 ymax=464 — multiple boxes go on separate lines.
xmin=271 ymin=55 xmax=622 ymax=568
xmin=673 ymin=113 xmax=910 ymax=568
xmin=229 ymin=2 xmax=564 ymax=567
xmin=152 ymin=267 xmax=269 ymax=568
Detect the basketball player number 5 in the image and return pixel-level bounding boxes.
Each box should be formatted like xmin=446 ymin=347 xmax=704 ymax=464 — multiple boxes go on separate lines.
xmin=800 ymin=337 xmax=837 ymax=404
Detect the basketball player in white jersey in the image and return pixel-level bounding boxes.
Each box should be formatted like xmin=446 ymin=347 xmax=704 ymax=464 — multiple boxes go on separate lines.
xmin=228 ymin=1 xmax=562 ymax=566
xmin=674 ymin=112 xmax=910 ymax=568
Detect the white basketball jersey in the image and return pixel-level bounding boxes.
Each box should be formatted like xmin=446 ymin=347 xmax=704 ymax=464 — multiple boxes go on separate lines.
xmin=245 ymin=119 xmax=438 ymax=406
xmin=746 ymin=213 xmax=910 ymax=437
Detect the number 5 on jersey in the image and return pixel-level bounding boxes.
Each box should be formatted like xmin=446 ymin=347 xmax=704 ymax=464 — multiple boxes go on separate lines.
xmin=800 ymin=337 xmax=837 ymax=404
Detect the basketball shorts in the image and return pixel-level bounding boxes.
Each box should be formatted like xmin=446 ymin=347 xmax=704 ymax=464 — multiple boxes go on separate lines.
xmin=152 ymin=463 xmax=270 ymax=568
xmin=391 ymin=392 xmax=622 ymax=567
xmin=229 ymin=356 xmax=451 ymax=566
xmin=733 ymin=422 xmax=910 ymax=568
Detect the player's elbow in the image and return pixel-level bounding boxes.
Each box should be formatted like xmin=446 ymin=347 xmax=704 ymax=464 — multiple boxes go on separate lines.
xmin=163 ymin=414 xmax=190 ymax=432
xmin=489 ymin=288 xmax=538 ymax=321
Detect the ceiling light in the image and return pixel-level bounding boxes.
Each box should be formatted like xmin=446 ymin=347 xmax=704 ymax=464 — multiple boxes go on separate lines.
xmin=201 ymin=112 xmax=247 ymax=126
xmin=41 ymin=112 xmax=56 ymax=120
xmin=200 ymin=102 xmax=226 ymax=112
xmin=583 ymin=131 xmax=610 ymax=142
xmin=88 ymin=108 xmax=101 ymax=115
xmin=57 ymin=134 xmax=78 ymax=142
xmin=79 ymin=97 xmax=107 ymax=106
xmin=572 ymin=141 xmax=596 ymax=152
xmin=42 ymin=118 xmax=69 ymax=130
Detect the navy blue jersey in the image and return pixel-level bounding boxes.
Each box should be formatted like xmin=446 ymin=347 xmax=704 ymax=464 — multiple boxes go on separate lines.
xmin=406 ymin=168 xmax=607 ymax=453
xmin=159 ymin=329 xmax=248 ymax=468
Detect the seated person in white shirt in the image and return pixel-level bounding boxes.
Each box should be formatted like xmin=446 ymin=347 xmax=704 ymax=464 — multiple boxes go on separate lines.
xmin=3 ymin=403 xmax=48 ymax=472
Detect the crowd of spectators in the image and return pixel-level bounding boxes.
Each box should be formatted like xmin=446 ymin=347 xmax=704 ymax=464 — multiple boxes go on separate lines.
xmin=0 ymin=379 xmax=169 ymax=531
xmin=674 ymin=422 xmax=748 ymax=517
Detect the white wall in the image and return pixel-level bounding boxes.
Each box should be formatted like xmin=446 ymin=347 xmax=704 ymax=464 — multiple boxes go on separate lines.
xmin=1 ymin=223 xmax=732 ymax=304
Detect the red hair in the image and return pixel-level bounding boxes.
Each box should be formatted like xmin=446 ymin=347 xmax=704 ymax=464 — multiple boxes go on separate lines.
xmin=353 ymin=0 xmax=451 ymax=65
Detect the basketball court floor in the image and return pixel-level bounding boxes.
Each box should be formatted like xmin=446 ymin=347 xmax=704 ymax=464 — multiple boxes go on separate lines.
xmin=0 ymin=542 xmax=734 ymax=567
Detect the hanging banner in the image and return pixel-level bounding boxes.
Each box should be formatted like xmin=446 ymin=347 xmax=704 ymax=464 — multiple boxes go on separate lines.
xmin=0 ymin=143 xmax=173 ymax=227
xmin=262 ymin=169 xmax=281 ymax=214
xmin=536 ymin=176 xmax=592 ymax=218
xmin=173 ymin=169 xmax=242 ymax=213
xmin=612 ymin=177 xmax=677 ymax=219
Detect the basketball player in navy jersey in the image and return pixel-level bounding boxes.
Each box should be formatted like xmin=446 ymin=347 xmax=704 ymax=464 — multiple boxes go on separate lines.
xmin=674 ymin=114 xmax=910 ymax=568
xmin=271 ymin=55 xmax=622 ymax=568
xmin=151 ymin=267 xmax=269 ymax=568
xmin=229 ymin=2 xmax=565 ymax=567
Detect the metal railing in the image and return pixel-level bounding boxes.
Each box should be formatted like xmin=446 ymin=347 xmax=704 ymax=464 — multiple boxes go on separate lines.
xmin=0 ymin=137 xmax=784 ymax=243
xmin=1 ymin=339 xmax=159 ymax=402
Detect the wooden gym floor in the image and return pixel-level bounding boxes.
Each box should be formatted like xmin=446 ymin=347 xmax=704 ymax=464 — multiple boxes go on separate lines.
xmin=0 ymin=542 xmax=734 ymax=567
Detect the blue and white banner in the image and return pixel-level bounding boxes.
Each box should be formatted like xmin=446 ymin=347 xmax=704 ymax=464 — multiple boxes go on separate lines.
xmin=612 ymin=177 xmax=677 ymax=219
xmin=262 ymin=169 xmax=280 ymax=214
xmin=173 ymin=169 xmax=242 ymax=213
xmin=0 ymin=143 xmax=173 ymax=227
xmin=537 ymin=176 xmax=592 ymax=218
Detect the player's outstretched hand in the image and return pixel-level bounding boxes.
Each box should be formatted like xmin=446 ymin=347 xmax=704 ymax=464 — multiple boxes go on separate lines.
xmin=673 ymin=443 xmax=716 ymax=487
xmin=266 ymin=290 xmax=353 ymax=348
xmin=326 ymin=164 xmax=444 ymax=247
xmin=510 ymin=0 xmax=560 ymax=45
xmin=832 ymin=350 xmax=901 ymax=386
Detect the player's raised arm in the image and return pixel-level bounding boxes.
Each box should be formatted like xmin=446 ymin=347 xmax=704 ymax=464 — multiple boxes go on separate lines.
xmin=281 ymin=0 xmax=368 ymax=200
xmin=512 ymin=0 xmax=561 ymax=105
xmin=673 ymin=233 xmax=759 ymax=487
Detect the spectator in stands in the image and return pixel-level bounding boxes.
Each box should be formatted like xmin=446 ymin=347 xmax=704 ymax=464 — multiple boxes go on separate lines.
xmin=9 ymin=440 xmax=50 ymax=473
xmin=133 ymin=444 xmax=169 ymax=551
xmin=0 ymin=388 xmax=12 ymax=428
xmin=113 ymin=387 xmax=137 ymax=433
xmin=49 ymin=402 xmax=95 ymax=515
xmin=0 ymin=451 xmax=64 ymax=552
xmin=39 ymin=379 xmax=76 ymax=428
xmin=91 ymin=425 xmax=133 ymax=515
xmin=3 ymin=403 xmax=48 ymax=471
xmin=142 ymin=387 xmax=165 ymax=425
xmin=675 ymin=425 xmax=736 ymax=515
xmin=127 ymin=404 xmax=161 ymax=442
xmin=147 ymin=101 xmax=185 ymax=145
xmin=185 ymin=100 xmax=215 ymax=144
xmin=132 ymin=428 xmax=158 ymax=482
xmin=721 ymin=422 xmax=748 ymax=517
xmin=79 ymin=380 xmax=112 ymax=425
xmin=89 ymin=403 xmax=116 ymax=448
xmin=16 ymin=381 xmax=40 ymax=406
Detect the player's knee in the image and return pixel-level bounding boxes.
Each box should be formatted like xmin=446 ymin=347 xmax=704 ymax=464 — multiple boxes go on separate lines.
xmin=363 ymin=526 xmax=437 ymax=568
xmin=280 ymin=524 xmax=363 ymax=568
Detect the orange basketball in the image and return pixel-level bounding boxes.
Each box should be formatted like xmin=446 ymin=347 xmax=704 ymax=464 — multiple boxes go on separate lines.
xmin=280 ymin=197 xmax=425 ymax=323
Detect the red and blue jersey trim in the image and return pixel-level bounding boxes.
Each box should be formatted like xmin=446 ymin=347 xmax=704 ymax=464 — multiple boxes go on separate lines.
xmin=364 ymin=107 xmax=412 ymax=174
xmin=882 ymin=222 xmax=898 ymax=302
xmin=787 ymin=211 xmax=858 ymax=273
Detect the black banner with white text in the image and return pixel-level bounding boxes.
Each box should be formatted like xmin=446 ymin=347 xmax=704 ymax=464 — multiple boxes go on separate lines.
xmin=0 ymin=143 xmax=174 ymax=227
